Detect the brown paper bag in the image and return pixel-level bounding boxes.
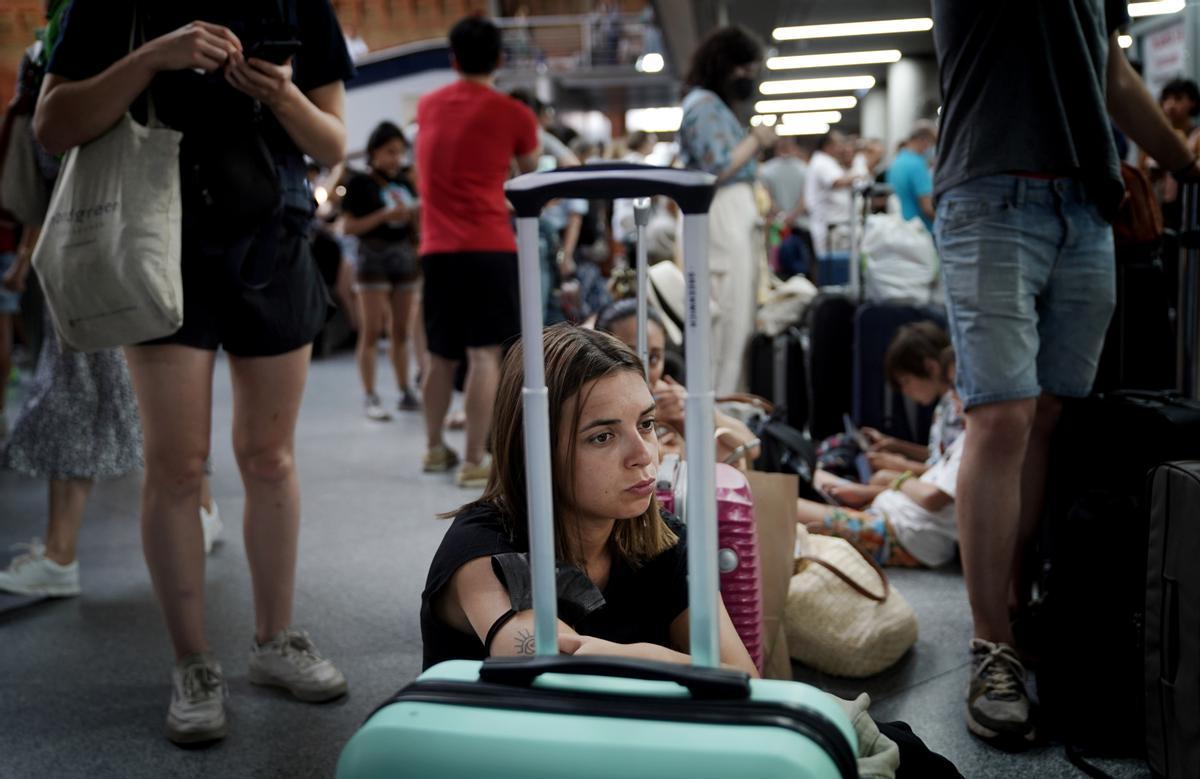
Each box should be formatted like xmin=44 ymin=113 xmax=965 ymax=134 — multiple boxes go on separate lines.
xmin=746 ymin=471 xmax=798 ymax=680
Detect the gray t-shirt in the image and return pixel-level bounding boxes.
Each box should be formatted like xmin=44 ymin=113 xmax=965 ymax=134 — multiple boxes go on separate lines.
xmin=932 ymin=0 xmax=1130 ymax=217
xmin=759 ymin=156 xmax=808 ymax=218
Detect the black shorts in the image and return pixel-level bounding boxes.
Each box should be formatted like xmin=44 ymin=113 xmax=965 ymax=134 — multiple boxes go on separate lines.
xmin=421 ymin=251 xmax=520 ymax=360
xmin=145 ymin=229 xmax=332 ymax=357
xmin=357 ymin=240 xmax=420 ymax=289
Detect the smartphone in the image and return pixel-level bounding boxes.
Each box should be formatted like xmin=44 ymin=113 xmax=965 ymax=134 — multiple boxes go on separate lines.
xmin=843 ymin=412 xmax=871 ymax=452
xmin=247 ymin=39 xmax=302 ymax=65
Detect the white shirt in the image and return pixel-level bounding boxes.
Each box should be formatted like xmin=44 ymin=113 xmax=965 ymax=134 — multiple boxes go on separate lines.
xmin=758 ymin=156 xmax=808 ymax=227
xmin=872 ymin=433 xmax=965 ymax=567
xmin=803 ymin=150 xmax=852 ymax=254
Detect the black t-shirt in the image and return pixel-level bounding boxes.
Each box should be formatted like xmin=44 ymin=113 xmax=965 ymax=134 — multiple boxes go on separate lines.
xmin=49 ymin=0 xmax=354 ymax=166
xmin=420 ymin=503 xmax=690 ymax=670
xmin=342 ymin=170 xmax=416 ymax=245
xmin=933 ymin=0 xmax=1130 ymax=216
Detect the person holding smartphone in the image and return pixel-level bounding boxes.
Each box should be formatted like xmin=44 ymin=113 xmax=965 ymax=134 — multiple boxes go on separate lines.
xmin=34 ymin=0 xmax=355 ymax=745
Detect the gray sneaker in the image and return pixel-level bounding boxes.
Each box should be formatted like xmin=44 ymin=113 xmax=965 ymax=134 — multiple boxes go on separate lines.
xmin=166 ymin=653 xmax=227 ymax=745
xmin=248 ymin=628 xmax=347 ymax=702
xmin=966 ymin=638 xmax=1036 ymax=746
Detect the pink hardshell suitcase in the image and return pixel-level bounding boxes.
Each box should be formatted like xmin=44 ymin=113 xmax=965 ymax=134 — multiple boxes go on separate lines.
xmin=656 ymin=453 xmax=764 ymax=673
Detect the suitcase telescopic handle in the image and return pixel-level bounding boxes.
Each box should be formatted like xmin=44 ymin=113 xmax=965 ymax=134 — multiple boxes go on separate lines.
xmin=505 ymin=163 xmax=716 ymax=218
xmin=479 ymin=656 xmax=752 ymax=700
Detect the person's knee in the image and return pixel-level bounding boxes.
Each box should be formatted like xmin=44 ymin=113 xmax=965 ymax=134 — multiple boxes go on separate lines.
xmin=144 ymin=448 xmax=209 ymax=501
xmin=1032 ymin=393 xmax=1064 ymax=438
xmin=966 ymin=399 xmax=1037 ymax=451
xmin=235 ymin=444 xmax=295 ymax=485
xmin=466 ymin=345 xmax=502 ymax=369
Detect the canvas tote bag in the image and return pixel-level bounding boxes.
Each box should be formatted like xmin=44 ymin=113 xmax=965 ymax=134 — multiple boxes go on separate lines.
xmin=32 ymin=21 xmax=182 ymax=352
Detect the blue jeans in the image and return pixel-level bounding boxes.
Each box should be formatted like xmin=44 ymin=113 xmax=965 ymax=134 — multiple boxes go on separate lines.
xmin=934 ymin=175 xmax=1116 ymax=410
xmin=0 ymin=252 xmax=18 ymax=314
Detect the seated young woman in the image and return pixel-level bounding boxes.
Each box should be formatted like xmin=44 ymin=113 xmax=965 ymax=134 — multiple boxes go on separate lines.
xmin=593 ymin=298 xmax=760 ymax=468
xmin=420 ymin=323 xmax=758 ymax=675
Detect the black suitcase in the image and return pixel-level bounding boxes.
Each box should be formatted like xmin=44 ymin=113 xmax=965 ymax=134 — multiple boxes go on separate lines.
xmin=805 ymin=293 xmax=856 ymax=441
xmin=1145 ymin=461 xmax=1200 ymax=778
xmin=748 ymin=326 xmax=808 ymax=432
xmin=1030 ymin=392 xmax=1200 ymax=757
xmin=851 ymin=302 xmax=946 ymax=446
xmin=1093 ymin=247 xmax=1177 ymax=393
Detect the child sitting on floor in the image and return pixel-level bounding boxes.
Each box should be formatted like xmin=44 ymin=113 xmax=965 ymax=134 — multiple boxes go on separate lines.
xmin=800 ymin=346 xmax=964 ymax=568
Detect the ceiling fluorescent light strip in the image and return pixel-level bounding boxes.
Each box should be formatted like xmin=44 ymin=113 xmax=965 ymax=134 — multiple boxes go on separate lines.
xmin=755 ymin=96 xmax=858 ymax=113
xmin=780 ymin=110 xmax=843 ymax=124
xmin=766 ymin=49 xmax=901 ymax=70
xmin=773 ymin=17 xmax=932 ymax=41
xmin=760 ymin=75 xmax=876 ymax=95
xmin=776 ymin=123 xmax=832 ymax=136
xmin=1128 ymin=1 xmax=1184 ymax=18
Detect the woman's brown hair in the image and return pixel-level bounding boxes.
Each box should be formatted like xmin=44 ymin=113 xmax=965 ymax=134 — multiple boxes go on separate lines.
xmin=452 ymin=324 xmax=677 ymax=569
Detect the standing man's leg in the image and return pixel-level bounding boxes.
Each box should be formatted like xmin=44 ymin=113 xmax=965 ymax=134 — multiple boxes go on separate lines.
xmin=462 ymin=344 xmax=501 ymax=467
xmin=390 ymin=285 xmax=419 ymax=408
xmin=420 ymin=256 xmax=462 ymax=472
xmin=935 ymin=176 xmax=1055 ymax=747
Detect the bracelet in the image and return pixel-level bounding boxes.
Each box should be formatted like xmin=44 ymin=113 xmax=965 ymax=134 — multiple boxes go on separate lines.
xmin=889 ymin=471 xmax=914 ymax=491
xmin=483 ymin=608 xmax=518 ymax=653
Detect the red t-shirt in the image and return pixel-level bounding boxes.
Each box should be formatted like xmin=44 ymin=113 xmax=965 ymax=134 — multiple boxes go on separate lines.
xmin=416 ymin=80 xmax=539 ymax=255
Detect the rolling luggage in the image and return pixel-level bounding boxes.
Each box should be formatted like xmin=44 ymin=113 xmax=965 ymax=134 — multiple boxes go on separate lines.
xmin=1145 ymin=461 xmax=1200 ymax=778
xmin=655 ymin=454 xmax=764 ymax=673
xmin=749 ymin=325 xmax=809 ymax=432
xmin=1031 ymin=391 xmax=1200 ymax=756
xmin=851 ymin=302 xmax=946 ymax=446
xmin=337 ymin=165 xmax=858 ymax=779
xmin=805 ymin=293 xmax=857 ymax=441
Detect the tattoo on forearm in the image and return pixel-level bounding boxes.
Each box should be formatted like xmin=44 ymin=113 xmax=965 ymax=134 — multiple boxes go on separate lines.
xmin=515 ymin=628 xmax=536 ymax=655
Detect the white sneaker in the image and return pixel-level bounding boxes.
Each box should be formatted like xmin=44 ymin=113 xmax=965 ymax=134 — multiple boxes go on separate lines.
xmin=248 ymin=627 xmax=347 ymax=702
xmin=0 ymin=539 xmax=80 ymax=597
xmin=166 ymin=652 xmax=227 ymax=745
xmin=200 ymin=502 xmax=223 ymax=556
xmin=364 ymin=394 xmax=392 ymax=422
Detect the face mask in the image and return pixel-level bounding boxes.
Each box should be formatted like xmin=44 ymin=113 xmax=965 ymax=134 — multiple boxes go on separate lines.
xmin=729 ymin=76 xmax=756 ymax=102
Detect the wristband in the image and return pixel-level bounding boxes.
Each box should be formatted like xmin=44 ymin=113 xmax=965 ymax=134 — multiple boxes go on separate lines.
xmin=484 ymin=609 xmax=518 ymax=653
xmin=889 ymin=470 xmax=914 ymax=491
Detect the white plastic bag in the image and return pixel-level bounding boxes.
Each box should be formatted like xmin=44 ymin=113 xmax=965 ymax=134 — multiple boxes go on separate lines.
xmin=33 ymin=113 xmax=183 ymax=352
xmin=860 ymin=214 xmax=939 ymax=304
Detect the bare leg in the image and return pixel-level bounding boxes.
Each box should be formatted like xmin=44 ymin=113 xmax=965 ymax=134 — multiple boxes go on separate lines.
xmin=412 ymin=296 xmax=429 ymax=382
xmin=796 ymin=497 xmax=869 ymax=530
xmin=355 ymin=289 xmax=388 ymax=398
xmin=43 ymin=479 xmax=94 ymax=566
xmin=336 ymin=261 xmax=359 ymax=331
xmin=423 ymin=353 xmax=458 ymax=450
xmin=229 ymin=346 xmax=311 ymax=644
xmin=956 ymin=398 xmax=1037 ymax=645
xmin=125 ymin=345 xmax=216 ymax=660
xmin=389 ymin=286 xmax=417 ymax=392
xmin=463 ymin=345 xmax=502 ymax=465
xmin=1013 ymin=392 xmax=1063 ymax=604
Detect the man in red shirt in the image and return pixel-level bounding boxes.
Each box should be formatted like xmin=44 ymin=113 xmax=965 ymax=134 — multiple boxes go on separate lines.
xmin=416 ymin=15 xmax=540 ymax=487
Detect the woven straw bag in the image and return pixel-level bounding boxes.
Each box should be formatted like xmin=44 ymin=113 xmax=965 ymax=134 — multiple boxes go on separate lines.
xmin=784 ymin=528 xmax=918 ymax=678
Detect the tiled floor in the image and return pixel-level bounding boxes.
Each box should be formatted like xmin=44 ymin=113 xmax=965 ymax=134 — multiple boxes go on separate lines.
xmin=0 ymin=351 xmax=1151 ymax=777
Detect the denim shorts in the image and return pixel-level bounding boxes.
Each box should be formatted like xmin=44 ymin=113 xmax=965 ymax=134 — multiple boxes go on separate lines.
xmin=934 ymin=175 xmax=1116 ymax=410
xmin=0 ymin=252 xmax=19 ymax=315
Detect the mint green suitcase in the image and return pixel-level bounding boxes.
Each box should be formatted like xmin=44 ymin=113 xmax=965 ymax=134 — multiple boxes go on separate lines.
xmin=337 ymin=165 xmax=859 ymax=779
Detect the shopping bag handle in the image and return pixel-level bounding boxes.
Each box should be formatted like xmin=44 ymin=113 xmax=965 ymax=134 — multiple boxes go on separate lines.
xmin=505 ymin=163 xmax=716 ymax=218
xmin=479 ymin=655 xmax=752 ymax=700
xmin=794 ymin=546 xmax=890 ymax=602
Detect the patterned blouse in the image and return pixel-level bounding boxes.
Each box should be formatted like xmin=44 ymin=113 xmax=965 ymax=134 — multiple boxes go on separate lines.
xmin=678 ymin=88 xmax=756 ymax=187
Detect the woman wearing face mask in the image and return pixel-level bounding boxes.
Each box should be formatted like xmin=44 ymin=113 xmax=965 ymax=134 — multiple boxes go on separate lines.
xmin=677 ymin=26 xmax=774 ymax=395
xmin=342 ymin=121 xmax=422 ymax=419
